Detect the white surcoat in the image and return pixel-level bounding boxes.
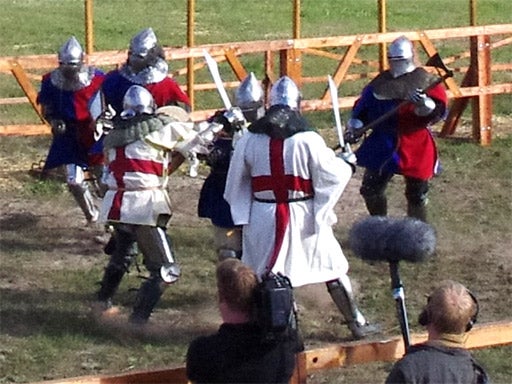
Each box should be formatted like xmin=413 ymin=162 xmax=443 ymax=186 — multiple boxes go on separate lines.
xmin=100 ymin=120 xmax=193 ymax=226
xmin=224 ymin=130 xmax=353 ymax=287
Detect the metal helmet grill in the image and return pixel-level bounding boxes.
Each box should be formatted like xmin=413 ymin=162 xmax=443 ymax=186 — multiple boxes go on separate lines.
xmin=58 ymin=36 xmax=84 ymax=66
xmin=387 ymin=36 xmax=416 ymax=78
xmin=121 ymin=85 xmax=156 ymax=119
xmin=269 ymin=76 xmax=301 ymax=110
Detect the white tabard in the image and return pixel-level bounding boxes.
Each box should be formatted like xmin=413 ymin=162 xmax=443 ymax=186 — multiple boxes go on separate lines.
xmin=224 ymin=130 xmax=353 ymax=287
xmin=100 ymin=121 xmax=193 ymax=226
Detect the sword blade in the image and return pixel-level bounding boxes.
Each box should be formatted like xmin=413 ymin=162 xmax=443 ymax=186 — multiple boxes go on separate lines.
xmin=328 ymin=75 xmax=347 ymax=150
xmin=203 ymin=50 xmax=232 ymax=110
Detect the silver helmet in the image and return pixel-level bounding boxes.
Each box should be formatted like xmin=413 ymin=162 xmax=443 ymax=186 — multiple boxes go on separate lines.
xmin=121 ymin=85 xmax=156 ymax=119
xmin=235 ymin=72 xmax=265 ymax=123
xmin=58 ymin=36 xmax=84 ymax=66
xmin=129 ymin=28 xmax=158 ymax=58
xmin=269 ymin=76 xmax=301 ymax=110
xmin=387 ymin=36 xmax=416 ymax=78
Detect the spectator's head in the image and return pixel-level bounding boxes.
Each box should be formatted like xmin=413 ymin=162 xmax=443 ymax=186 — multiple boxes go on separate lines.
xmin=216 ymin=259 xmax=258 ymax=315
xmin=127 ymin=27 xmax=166 ymax=73
xmin=387 ymin=35 xmax=417 ymax=78
xmin=419 ymin=280 xmax=479 ymax=335
xmin=58 ymin=36 xmax=85 ymax=79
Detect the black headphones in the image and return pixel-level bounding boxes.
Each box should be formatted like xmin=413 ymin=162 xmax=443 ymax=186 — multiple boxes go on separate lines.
xmin=418 ymin=288 xmax=479 ymax=332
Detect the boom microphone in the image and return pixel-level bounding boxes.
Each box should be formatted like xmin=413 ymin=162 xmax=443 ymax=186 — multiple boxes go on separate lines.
xmin=349 ymin=216 xmax=436 ymax=263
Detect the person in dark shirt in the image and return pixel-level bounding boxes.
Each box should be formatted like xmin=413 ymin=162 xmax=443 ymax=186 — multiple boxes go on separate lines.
xmin=186 ymin=258 xmax=299 ymax=383
xmin=385 ymin=280 xmax=489 ymax=384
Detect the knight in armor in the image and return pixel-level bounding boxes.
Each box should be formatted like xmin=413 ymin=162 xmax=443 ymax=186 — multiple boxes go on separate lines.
xmin=95 ymin=85 xmax=210 ymax=324
xmin=37 ymin=36 xmax=106 ymax=224
xmin=101 ymin=27 xmax=191 ymax=115
xmin=198 ymin=72 xmax=265 ymax=261
xmin=224 ymin=76 xmax=379 ymax=339
xmin=345 ymin=36 xmax=448 ymax=222
xmin=98 ymin=27 xmax=193 ymax=249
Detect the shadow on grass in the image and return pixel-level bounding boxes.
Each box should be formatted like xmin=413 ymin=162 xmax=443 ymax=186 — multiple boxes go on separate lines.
xmin=0 ymin=286 xmax=218 ymax=346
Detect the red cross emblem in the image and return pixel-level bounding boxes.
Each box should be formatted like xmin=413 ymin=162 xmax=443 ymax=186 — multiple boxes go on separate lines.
xmin=251 ymin=138 xmax=313 ymax=270
xmin=107 ymin=146 xmax=164 ymax=220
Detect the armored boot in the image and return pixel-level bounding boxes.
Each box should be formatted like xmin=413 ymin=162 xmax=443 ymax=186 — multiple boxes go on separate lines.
xmin=129 ymin=275 xmax=166 ymax=325
xmin=363 ymin=194 xmax=388 ymax=216
xmin=68 ymin=182 xmax=99 ymax=223
xmin=326 ymin=276 xmax=380 ymax=340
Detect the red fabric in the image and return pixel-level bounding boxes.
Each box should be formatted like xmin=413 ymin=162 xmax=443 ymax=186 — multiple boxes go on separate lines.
xmin=146 ymin=77 xmax=191 ymax=107
xmin=107 ymin=147 xmax=164 ymax=221
xmin=396 ymin=83 xmax=447 ymax=180
xmin=251 ymin=139 xmax=313 ymax=270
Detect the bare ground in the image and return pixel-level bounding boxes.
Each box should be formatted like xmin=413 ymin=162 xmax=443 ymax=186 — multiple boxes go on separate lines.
xmin=0 ymin=117 xmax=511 ymax=382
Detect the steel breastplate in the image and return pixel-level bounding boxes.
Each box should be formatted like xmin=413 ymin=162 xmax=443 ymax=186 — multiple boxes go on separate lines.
xmin=50 ymin=66 xmax=95 ymax=91
xmin=370 ymin=68 xmax=437 ymax=100
xmin=119 ymin=58 xmax=168 ymax=85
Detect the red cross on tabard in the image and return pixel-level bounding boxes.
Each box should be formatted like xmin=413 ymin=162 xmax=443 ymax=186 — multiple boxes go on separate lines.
xmin=107 ymin=146 xmax=164 ymax=221
xmin=251 ymin=138 xmax=313 ymax=270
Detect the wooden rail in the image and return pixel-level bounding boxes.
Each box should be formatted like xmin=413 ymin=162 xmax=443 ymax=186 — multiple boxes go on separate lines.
xmin=30 ymin=320 xmax=512 ymax=384
xmin=1 ymin=24 xmax=511 ymax=145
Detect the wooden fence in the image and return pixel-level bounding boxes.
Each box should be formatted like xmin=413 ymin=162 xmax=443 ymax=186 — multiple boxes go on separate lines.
xmin=1 ymin=24 xmax=511 ymax=145
xmin=31 ymin=320 xmax=512 ymax=384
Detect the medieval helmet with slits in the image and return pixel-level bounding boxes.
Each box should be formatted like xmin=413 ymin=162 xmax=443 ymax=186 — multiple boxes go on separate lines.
xmin=129 ymin=27 xmax=158 ymax=58
xmin=121 ymin=85 xmax=156 ymax=119
xmin=387 ymin=36 xmax=416 ymax=78
xmin=269 ymin=76 xmax=301 ymax=110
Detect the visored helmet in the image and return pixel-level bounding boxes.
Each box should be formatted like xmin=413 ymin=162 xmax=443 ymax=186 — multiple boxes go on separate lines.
xmin=121 ymin=85 xmax=156 ymax=119
xmin=58 ymin=36 xmax=84 ymax=66
xmin=387 ymin=36 xmax=416 ymax=78
xmin=235 ymin=72 xmax=265 ymax=123
xmin=129 ymin=28 xmax=158 ymax=58
xmin=127 ymin=27 xmax=165 ymax=73
xmin=269 ymin=76 xmax=301 ymax=110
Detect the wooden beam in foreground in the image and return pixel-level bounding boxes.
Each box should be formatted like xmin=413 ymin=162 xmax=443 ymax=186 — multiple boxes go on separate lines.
xmin=30 ymin=321 xmax=512 ymax=384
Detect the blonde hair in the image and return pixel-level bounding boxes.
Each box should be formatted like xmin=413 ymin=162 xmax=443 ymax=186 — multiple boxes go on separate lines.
xmin=216 ymin=259 xmax=258 ymax=313
xmin=425 ymin=280 xmax=478 ymax=334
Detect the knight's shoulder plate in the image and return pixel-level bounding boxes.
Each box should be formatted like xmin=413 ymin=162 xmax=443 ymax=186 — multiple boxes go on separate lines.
xmin=371 ymin=68 xmax=437 ymax=100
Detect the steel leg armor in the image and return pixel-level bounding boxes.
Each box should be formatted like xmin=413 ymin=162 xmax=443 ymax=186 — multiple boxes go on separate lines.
xmin=405 ymin=177 xmax=429 ymax=222
xmin=360 ymin=169 xmax=393 ymax=216
xmin=66 ymin=164 xmax=99 ymax=223
xmin=326 ymin=276 xmax=379 ymax=339
xmin=97 ymin=227 xmax=137 ymax=303
xmin=128 ymin=225 xmax=181 ymax=323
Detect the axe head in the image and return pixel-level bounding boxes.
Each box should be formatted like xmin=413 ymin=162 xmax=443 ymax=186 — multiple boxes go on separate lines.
xmin=426 ymin=53 xmax=453 ymax=77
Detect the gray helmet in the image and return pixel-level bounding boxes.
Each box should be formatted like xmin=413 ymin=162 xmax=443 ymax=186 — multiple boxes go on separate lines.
xmin=58 ymin=36 xmax=84 ymax=65
xmin=129 ymin=28 xmax=158 ymax=58
xmin=235 ymin=72 xmax=265 ymax=123
xmin=236 ymin=72 xmax=264 ymax=108
xmin=387 ymin=36 xmax=416 ymax=78
xmin=269 ymin=76 xmax=301 ymax=110
xmin=121 ymin=85 xmax=156 ymax=119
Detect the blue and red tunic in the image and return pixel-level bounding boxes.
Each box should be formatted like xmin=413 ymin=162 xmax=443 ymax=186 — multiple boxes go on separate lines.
xmin=38 ymin=69 xmax=105 ymax=169
xmin=352 ymin=69 xmax=448 ymax=180
xmin=101 ymin=70 xmax=190 ymax=113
